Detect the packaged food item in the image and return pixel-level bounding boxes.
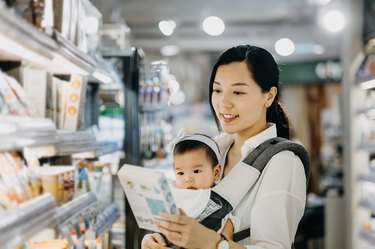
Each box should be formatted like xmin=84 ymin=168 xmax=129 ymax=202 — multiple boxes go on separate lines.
xmin=0 ymin=70 xmax=28 ymax=116
xmin=38 ymin=166 xmax=75 ymax=206
xmin=0 ymin=152 xmax=29 ymax=204
xmin=28 ymin=239 xmax=69 ymax=249
xmin=4 ymin=73 xmax=37 ymax=117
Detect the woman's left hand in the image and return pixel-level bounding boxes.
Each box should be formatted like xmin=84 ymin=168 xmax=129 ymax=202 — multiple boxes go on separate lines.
xmin=154 ymin=208 xmax=220 ymax=249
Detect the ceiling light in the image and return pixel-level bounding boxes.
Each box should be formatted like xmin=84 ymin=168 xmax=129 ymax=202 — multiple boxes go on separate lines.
xmin=160 ymin=45 xmax=180 ymax=56
xmin=275 ymin=38 xmax=295 ymax=56
xmin=323 ymin=10 xmax=345 ymax=32
xmin=158 ymin=20 xmax=176 ymax=36
xmin=202 ymin=16 xmax=225 ymax=36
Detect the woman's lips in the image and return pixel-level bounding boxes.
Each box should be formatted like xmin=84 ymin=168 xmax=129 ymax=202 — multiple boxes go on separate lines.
xmin=221 ymin=113 xmax=238 ymax=123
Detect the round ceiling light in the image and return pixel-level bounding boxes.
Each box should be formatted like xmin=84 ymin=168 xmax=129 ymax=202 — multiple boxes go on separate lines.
xmin=275 ymin=38 xmax=295 ymax=56
xmin=323 ymin=10 xmax=345 ymax=32
xmin=202 ymin=16 xmax=225 ymax=36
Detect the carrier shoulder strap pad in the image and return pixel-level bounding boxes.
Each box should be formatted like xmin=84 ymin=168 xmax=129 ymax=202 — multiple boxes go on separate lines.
xmin=242 ymin=137 xmax=310 ymax=185
xmin=233 ymin=137 xmax=310 ymax=243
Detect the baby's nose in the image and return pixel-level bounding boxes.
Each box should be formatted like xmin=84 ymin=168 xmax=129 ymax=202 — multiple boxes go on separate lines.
xmin=185 ymin=177 xmax=193 ymax=183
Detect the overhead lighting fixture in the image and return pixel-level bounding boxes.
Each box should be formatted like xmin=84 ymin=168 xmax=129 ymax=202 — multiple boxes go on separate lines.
xmin=158 ymin=20 xmax=176 ymax=36
xmin=93 ymin=70 xmax=112 ymax=84
xmin=202 ymin=16 xmax=225 ymax=36
xmin=160 ymin=45 xmax=180 ymax=56
xmin=323 ymin=10 xmax=345 ymax=32
xmin=360 ymin=79 xmax=375 ymax=90
xmin=275 ymin=38 xmax=295 ymax=56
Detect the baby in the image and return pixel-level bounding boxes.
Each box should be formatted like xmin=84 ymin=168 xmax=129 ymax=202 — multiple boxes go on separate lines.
xmin=170 ymin=133 xmax=237 ymax=240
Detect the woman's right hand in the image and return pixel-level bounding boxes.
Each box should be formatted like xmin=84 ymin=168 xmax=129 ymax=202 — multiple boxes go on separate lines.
xmin=141 ymin=233 xmax=172 ymax=249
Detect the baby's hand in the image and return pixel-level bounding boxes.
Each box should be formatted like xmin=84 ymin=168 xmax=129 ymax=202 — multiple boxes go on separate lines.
xmin=141 ymin=233 xmax=171 ymax=249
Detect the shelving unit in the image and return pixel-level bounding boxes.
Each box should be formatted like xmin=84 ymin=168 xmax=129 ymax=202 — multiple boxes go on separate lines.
xmin=0 ymin=1 xmax=122 ymax=248
xmin=0 ymin=192 xmax=120 ymax=249
xmin=0 ymin=4 xmax=113 ymax=82
xmin=0 ymin=193 xmax=57 ymax=249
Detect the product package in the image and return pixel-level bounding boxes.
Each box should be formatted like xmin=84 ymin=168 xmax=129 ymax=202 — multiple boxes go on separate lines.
xmin=117 ymin=164 xmax=178 ymax=232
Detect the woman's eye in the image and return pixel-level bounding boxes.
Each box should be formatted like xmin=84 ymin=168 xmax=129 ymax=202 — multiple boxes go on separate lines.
xmin=212 ymin=89 xmax=221 ymax=93
xmin=193 ymin=169 xmax=202 ymax=173
xmin=233 ymin=91 xmax=245 ymax=95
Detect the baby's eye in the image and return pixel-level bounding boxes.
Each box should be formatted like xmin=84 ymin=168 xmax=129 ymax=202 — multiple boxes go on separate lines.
xmin=177 ymin=172 xmax=184 ymax=176
xmin=193 ymin=169 xmax=202 ymax=174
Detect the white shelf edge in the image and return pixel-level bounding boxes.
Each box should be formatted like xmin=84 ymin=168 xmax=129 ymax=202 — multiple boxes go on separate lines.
xmin=0 ymin=193 xmax=57 ymax=248
xmin=56 ymin=192 xmax=97 ymax=226
xmin=95 ymin=202 xmax=120 ymax=235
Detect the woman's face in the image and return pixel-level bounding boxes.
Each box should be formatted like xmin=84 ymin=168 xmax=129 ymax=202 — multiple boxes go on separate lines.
xmin=211 ymin=62 xmax=271 ymax=138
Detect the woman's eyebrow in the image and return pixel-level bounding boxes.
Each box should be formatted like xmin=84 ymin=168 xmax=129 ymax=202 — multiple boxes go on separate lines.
xmin=232 ymin=82 xmax=250 ymax=87
xmin=214 ymin=81 xmax=249 ymax=86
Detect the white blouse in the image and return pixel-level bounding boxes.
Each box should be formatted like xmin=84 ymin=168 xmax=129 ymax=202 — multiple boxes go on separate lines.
xmin=215 ymin=123 xmax=307 ymax=249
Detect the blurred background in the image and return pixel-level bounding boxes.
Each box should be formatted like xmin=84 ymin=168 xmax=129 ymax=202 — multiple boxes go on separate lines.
xmin=0 ymin=0 xmax=373 ymax=249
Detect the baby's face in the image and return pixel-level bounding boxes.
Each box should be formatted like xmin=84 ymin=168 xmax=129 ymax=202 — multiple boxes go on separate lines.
xmin=174 ymin=148 xmax=220 ymax=189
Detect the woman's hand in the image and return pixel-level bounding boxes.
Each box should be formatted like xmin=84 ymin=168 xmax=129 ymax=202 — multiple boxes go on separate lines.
xmin=154 ymin=208 xmax=221 ymax=249
xmin=141 ymin=233 xmax=171 ymax=249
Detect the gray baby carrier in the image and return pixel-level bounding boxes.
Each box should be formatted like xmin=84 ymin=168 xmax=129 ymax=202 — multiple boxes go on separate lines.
xmin=167 ymin=137 xmax=310 ymax=248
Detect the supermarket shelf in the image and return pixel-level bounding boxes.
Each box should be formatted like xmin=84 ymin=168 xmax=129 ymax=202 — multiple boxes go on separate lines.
xmin=96 ymin=202 xmax=120 ymax=235
xmin=49 ymin=30 xmax=95 ymax=74
xmin=56 ymin=192 xmax=97 ymax=225
xmin=0 ymin=5 xmax=55 ymax=62
xmin=0 ymin=115 xmax=59 ymax=151
xmin=359 ymin=199 xmax=375 ymax=212
xmin=0 ymin=5 xmax=113 ymax=83
xmin=0 ymin=193 xmax=57 ymax=248
xmin=56 ymin=131 xmax=98 ymax=156
xmin=97 ymin=141 xmax=120 ymax=156
xmin=360 ymin=229 xmax=375 ymax=244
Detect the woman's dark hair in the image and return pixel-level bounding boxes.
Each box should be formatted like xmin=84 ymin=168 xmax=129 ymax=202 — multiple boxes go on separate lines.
xmin=208 ymin=44 xmax=290 ymax=139
xmin=173 ymin=140 xmax=219 ymax=166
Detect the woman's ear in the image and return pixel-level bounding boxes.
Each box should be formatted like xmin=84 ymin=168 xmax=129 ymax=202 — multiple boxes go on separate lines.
xmin=266 ymin=86 xmax=277 ymax=107
xmin=214 ymin=164 xmax=222 ymax=181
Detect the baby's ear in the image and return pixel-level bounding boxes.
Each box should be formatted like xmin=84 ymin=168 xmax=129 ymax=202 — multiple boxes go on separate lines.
xmin=214 ymin=164 xmax=221 ymax=181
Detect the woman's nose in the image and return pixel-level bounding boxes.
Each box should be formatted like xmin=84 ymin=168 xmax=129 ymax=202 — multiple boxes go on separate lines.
xmin=220 ymin=93 xmax=233 ymax=108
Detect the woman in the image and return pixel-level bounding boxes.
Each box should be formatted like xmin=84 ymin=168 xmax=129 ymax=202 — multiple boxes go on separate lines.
xmin=142 ymin=44 xmax=308 ymax=249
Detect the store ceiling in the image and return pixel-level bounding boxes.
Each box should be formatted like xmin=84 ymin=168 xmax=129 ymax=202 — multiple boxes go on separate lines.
xmin=91 ymin=0 xmax=345 ymax=63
